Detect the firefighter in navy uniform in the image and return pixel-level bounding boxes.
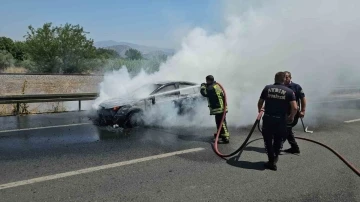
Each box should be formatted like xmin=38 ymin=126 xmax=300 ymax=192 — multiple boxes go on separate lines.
xmin=258 ymin=72 xmax=297 ymax=170
xmin=283 ymin=71 xmax=307 ymax=154
xmin=200 ymin=75 xmax=230 ymax=143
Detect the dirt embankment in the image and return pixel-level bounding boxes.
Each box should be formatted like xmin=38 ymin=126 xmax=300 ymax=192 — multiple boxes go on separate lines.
xmin=0 ymin=75 xmax=103 ymax=115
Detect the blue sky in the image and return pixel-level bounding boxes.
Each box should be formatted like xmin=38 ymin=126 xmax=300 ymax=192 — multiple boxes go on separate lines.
xmin=0 ymin=0 xmax=223 ymax=49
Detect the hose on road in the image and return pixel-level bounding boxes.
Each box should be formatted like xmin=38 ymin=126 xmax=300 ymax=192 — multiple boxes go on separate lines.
xmin=293 ymin=136 xmax=360 ymax=177
xmin=212 ymin=82 xmax=360 ymax=177
xmin=211 ymin=82 xmax=263 ymax=158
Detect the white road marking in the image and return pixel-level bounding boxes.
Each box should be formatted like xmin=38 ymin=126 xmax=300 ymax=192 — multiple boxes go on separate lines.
xmin=0 ymin=123 xmax=91 ymax=134
xmin=0 ymin=147 xmax=205 ymax=190
xmin=344 ymin=118 xmax=360 ymax=123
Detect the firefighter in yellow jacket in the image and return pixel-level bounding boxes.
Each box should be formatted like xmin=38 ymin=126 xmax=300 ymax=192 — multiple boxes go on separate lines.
xmin=200 ymin=75 xmax=230 ymax=143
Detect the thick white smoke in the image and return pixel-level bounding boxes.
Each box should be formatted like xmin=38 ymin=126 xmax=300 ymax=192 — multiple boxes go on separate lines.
xmin=93 ymin=0 xmax=360 ymax=128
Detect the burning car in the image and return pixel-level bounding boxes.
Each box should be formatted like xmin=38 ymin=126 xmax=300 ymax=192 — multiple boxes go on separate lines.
xmin=91 ymin=81 xmax=205 ymax=128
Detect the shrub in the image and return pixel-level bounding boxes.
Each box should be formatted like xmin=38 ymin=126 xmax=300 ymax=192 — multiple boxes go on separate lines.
xmin=0 ymin=50 xmax=15 ymax=70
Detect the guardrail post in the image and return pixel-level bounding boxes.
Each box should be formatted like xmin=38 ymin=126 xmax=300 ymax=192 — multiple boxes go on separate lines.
xmin=16 ymin=103 xmax=20 ymax=115
xmin=78 ymin=100 xmax=81 ymax=111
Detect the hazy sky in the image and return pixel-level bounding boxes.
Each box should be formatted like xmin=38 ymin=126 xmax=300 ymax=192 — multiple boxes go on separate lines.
xmin=0 ymin=0 xmax=223 ymax=49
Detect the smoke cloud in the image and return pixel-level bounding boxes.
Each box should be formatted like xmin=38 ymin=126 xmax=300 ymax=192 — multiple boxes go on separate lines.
xmin=93 ymin=0 xmax=360 ymax=128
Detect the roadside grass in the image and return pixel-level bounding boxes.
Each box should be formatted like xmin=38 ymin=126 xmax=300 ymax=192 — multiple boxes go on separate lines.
xmin=1 ymin=67 xmax=28 ymax=73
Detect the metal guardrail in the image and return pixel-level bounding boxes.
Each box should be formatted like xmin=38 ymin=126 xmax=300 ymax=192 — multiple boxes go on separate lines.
xmin=0 ymin=86 xmax=359 ymax=116
xmin=0 ymin=73 xmax=104 ymax=76
xmin=0 ymin=93 xmax=98 ymax=115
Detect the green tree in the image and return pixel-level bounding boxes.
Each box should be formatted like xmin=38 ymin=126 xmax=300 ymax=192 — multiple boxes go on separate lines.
xmin=25 ymin=23 xmax=60 ymax=73
xmin=0 ymin=37 xmax=27 ymax=61
xmin=0 ymin=50 xmax=15 ymax=69
xmin=12 ymin=41 xmax=27 ymax=61
xmin=25 ymin=22 xmax=97 ymax=73
xmin=125 ymin=48 xmax=143 ymax=60
xmin=0 ymin=37 xmax=14 ymax=53
xmin=96 ymin=48 xmax=120 ymax=59
xmin=56 ymin=23 xmax=97 ymax=73
xmin=0 ymin=37 xmax=26 ymax=63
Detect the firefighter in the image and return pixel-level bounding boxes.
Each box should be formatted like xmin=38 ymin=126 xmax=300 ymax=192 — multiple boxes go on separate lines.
xmin=258 ymin=72 xmax=297 ymax=170
xmin=200 ymin=75 xmax=230 ymax=143
xmin=283 ymin=71 xmax=306 ymax=154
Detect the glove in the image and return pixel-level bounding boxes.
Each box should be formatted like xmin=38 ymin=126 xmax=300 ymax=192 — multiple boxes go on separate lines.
xmin=201 ymin=83 xmax=206 ymax=87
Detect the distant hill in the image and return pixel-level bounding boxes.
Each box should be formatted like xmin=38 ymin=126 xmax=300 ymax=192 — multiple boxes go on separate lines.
xmin=105 ymin=45 xmax=132 ymax=58
xmin=94 ymin=40 xmax=175 ymax=59
xmin=94 ymin=40 xmax=122 ymax=48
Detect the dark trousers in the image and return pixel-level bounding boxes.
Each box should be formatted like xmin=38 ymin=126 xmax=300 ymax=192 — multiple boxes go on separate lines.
xmin=261 ymin=115 xmax=287 ymax=162
xmin=286 ymin=126 xmax=299 ymax=149
xmin=215 ymin=114 xmax=229 ymax=138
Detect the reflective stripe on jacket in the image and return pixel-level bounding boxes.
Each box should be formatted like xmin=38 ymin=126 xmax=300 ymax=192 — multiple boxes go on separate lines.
xmin=200 ymin=81 xmax=228 ymax=115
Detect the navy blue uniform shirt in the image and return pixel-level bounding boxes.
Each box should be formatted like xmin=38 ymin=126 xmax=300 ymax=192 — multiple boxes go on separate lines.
xmin=260 ymin=83 xmax=296 ymax=118
xmin=286 ymin=81 xmax=305 ymax=105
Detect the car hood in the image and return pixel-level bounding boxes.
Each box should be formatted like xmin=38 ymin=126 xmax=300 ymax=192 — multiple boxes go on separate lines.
xmin=99 ymin=97 xmax=140 ymax=109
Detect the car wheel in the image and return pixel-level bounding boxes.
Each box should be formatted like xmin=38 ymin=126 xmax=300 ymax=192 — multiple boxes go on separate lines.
xmin=125 ymin=111 xmax=145 ymax=128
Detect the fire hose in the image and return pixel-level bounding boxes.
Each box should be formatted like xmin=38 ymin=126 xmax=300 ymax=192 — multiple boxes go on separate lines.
xmin=212 ymin=82 xmax=360 ymax=177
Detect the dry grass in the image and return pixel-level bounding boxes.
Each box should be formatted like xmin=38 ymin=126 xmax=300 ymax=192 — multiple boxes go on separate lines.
xmin=0 ymin=103 xmax=67 ymax=116
xmin=1 ymin=67 xmax=28 ymax=73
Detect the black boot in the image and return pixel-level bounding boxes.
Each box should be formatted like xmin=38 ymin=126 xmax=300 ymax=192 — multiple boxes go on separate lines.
xmin=213 ymin=134 xmax=229 ymax=144
xmin=283 ymin=147 xmax=300 ymax=154
xmin=264 ymin=161 xmax=277 ymax=171
xmin=221 ymin=136 xmax=229 ymax=144
xmin=264 ymin=155 xmax=277 ymax=171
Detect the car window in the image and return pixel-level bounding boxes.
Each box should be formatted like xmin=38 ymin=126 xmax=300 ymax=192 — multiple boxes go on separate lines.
xmin=131 ymin=84 xmax=161 ymax=98
xmin=179 ymin=84 xmax=196 ymax=95
xmin=156 ymin=84 xmax=177 ymax=96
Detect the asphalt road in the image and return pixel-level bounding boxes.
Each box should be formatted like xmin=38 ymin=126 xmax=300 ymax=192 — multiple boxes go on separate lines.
xmin=0 ymin=105 xmax=359 ymax=202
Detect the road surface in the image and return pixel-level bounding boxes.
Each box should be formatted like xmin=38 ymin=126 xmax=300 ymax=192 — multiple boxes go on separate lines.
xmin=0 ymin=105 xmax=359 ymax=202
